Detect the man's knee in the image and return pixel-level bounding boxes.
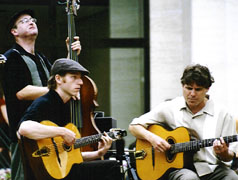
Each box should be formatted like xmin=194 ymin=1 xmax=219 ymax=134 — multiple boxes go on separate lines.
xmin=168 ymin=168 xmax=200 ymax=180
xmin=224 ymin=170 xmax=238 ymax=180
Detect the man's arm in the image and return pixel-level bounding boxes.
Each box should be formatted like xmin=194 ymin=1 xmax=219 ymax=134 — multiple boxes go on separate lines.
xmin=81 ymin=133 xmax=113 ymax=161
xmin=18 ymin=120 xmax=76 ymax=146
xmin=0 ymin=97 xmax=8 ymax=125
xmin=129 ymin=124 xmax=171 ymax=152
xmin=16 ymin=85 xmax=49 ymax=101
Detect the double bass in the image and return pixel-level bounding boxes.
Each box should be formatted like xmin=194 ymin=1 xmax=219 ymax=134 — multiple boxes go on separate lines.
xmin=66 ymin=0 xmax=101 ymax=151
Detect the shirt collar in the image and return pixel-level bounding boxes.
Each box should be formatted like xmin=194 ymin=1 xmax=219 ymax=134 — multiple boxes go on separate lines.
xmin=179 ymin=96 xmax=214 ymax=116
xmin=202 ymin=98 xmax=214 ymax=116
xmin=13 ymin=43 xmax=37 ymax=58
xmin=49 ymin=89 xmax=65 ymax=105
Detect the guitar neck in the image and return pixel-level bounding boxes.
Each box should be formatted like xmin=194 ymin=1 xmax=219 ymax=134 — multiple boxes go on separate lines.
xmin=171 ymin=135 xmax=238 ymax=154
xmin=74 ymin=131 xmax=115 ymax=149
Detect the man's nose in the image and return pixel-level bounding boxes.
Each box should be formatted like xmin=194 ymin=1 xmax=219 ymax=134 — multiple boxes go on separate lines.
xmin=78 ymin=79 xmax=83 ymax=85
xmin=190 ymin=89 xmax=196 ymax=96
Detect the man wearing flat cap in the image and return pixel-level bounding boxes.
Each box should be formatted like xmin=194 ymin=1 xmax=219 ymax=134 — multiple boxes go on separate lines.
xmin=3 ymin=9 xmax=81 ymax=180
xmin=17 ymin=59 xmax=121 ymax=180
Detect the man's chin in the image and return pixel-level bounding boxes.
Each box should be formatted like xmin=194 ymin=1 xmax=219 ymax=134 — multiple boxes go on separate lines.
xmin=187 ymin=102 xmax=197 ymax=107
xmin=73 ymin=92 xmax=80 ymax=96
xmin=29 ymin=30 xmax=38 ymax=36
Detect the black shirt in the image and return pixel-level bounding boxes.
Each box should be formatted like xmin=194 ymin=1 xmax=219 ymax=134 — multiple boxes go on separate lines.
xmin=3 ymin=43 xmax=51 ymax=142
xmin=19 ymin=90 xmax=70 ymax=127
xmin=19 ymin=90 xmax=122 ymax=180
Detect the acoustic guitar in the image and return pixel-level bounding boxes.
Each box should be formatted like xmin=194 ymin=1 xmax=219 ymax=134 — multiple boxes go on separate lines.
xmin=21 ymin=120 xmax=127 ymax=179
xmin=135 ymin=125 xmax=238 ymax=180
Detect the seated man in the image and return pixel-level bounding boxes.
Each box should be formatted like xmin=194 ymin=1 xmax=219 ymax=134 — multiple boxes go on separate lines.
xmin=129 ymin=64 xmax=238 ymax=180
xmin=18 ymin=58 xmax=122 ymax=180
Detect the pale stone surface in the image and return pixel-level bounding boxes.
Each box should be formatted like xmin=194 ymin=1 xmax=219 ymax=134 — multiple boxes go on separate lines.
xmin=192 ymin=0 xmax=238 ymax=117
xmin=150 ymin=0 xmax=191 ymax=108
xmin=151 ymin=0 xmax=238 ymax=118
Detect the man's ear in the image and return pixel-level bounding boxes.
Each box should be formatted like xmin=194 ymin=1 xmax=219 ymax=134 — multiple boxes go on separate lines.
xmin=55 ymin=74 xmax=62 ymax=84
xmin=11 ymin=28 xmax=18 ymax=36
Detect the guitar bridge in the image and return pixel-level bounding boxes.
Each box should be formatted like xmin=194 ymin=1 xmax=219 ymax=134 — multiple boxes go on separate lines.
xmin=32 ymin=146 xmax=50 ymax=157
xmin=134 ymin=150 xmax=146 ymax=160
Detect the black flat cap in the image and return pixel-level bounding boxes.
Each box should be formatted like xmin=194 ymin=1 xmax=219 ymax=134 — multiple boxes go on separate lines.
xmin=7 ymin=9 xmax=35 ymax=32
xmin=51 ymin=58 xmax=89 ymax=76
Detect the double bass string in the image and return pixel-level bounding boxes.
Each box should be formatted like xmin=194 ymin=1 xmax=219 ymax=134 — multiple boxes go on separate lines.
xmin=71 ymin=96 xmax=83 ymax=128
xmin=65 ymin=0 xmax=100 ymax=151
xmin=67 ymin=0 xmax=83 ymax=129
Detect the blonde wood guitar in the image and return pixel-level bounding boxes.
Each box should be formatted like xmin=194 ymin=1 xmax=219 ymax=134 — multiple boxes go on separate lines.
xmin=135 ymin=125 xmax=238 ymax=180
xmin=21 ymin=120 xmax=126 ymax=180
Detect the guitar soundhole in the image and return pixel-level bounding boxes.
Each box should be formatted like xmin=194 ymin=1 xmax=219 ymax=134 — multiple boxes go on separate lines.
xmin=166 ymin=137 xmax=176 ymax=162
xmin=63 ymin=144 xmax=72 ymax=152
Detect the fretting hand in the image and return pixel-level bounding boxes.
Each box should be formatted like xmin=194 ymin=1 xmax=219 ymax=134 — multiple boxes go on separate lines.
xmin=213 ymin=137 xmax=229 ymax=160
xmin=97 ymin=132 xmax=113 ymax=157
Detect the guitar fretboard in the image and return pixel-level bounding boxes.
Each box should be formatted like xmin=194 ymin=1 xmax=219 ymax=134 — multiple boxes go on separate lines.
xmin=74 ymin=131 xmax=115 ymax=149
xmin=170 ymin=135 xmax=238 ymax=154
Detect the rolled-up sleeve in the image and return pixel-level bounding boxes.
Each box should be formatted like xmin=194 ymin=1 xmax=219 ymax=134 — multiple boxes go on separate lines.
xmin=130 ymin=101 xmax=172 ymax=128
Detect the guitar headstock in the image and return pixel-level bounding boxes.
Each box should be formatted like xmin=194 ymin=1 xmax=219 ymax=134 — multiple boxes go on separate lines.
xmin=109 ymin=128 xmax=127 ymax=140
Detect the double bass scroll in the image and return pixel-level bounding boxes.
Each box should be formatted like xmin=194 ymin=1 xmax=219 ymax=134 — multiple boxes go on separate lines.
xmin=65 ymin=0 xmax=101 ymax=151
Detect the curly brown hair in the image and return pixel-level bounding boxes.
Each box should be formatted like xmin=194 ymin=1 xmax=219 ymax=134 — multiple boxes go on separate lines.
xmin=181 ymin=64 xmax=214 ymax=88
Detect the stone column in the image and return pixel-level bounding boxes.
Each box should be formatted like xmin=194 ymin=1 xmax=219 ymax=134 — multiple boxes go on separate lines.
xmin=150 ymin=0 xmax=191 ymax=108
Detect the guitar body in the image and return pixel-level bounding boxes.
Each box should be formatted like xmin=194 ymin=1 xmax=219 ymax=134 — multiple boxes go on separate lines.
xmin=136 ymin=125 xmax=190 ymax=180
xmin=22 ymin=121 xmax=83 ymax=180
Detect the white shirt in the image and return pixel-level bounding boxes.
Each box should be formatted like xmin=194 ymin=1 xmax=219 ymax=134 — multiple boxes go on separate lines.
xmin=130 ymin=96 xmax=238 ymax=176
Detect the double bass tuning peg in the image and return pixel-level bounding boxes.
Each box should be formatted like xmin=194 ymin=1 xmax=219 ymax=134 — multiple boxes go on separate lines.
xmin=74 ymin=2 xmax=80 ymax=10
xmin=57 ymin=0 xmax=67 ymax=5
xmin=57 ymin=0 xmax=80 ymax=6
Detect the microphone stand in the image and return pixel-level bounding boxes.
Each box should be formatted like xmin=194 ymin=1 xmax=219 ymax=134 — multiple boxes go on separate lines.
xmin=115 ymin=139 xmax=125 ymax=180
xmin=124 ymin=154 xmax=138 ymax=180
xmin=114 ymin=139 xmax=138 ymax=180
